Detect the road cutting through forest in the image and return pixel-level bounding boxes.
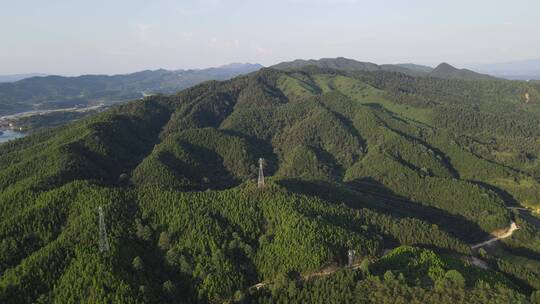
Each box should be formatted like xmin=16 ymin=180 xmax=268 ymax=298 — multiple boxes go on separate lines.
xmin=470 ymin=221 xmax=519 ymax=249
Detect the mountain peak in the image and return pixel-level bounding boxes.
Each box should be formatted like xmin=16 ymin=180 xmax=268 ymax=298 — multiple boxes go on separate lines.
xmin=435 ymin=62 xmax=455 ymax=70
xmin=430 ymin=62 xmax=495 ymax=80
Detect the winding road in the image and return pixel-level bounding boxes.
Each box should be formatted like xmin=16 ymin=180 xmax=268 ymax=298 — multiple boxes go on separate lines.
xmin=249 ymin=208 xmax=528 ymax=292
xmin=468 ymin=205 xmax=537 ymax=249
xmin=470 ymin=221 xmax=519 ymax=249
xmin=250 ymin=263 xmax=355 ymax=290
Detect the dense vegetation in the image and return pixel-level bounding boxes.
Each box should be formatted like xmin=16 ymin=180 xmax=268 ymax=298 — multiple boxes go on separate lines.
xmin=2 ymin=59 xmax=540 ymax=303
xmin=250 ymin=246 xmax=530 ymax=304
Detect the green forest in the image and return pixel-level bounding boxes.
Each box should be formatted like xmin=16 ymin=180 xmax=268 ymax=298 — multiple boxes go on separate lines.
xmin=2 ymin=62 xmax=540 ymax=303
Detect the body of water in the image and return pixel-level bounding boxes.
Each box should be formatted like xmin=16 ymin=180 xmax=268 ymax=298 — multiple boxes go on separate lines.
xmin=0 ymin=130 xmax=25 ymax=143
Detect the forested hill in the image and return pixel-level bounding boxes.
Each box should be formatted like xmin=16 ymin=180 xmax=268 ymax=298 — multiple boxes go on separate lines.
xmin=272 ymin=57 xmax=428 ymax=76
xmin=272 ymin=57 xmax=495 ymax=80
xmin=0 ymin=63 xmax=262 ymax=116
xmin=2 ymin=66 xmax=540 ymax=303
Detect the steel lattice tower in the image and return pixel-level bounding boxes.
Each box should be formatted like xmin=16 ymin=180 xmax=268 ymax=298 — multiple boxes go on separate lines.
xmin=348 ymin=249 xmax=356 ymax=267
xmin=98 ymin=206 xmax=110 ymax=252
xmin=258 ymin=158 xmax=265 ymax=188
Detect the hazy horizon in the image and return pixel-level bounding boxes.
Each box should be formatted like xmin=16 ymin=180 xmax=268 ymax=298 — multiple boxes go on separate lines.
xmin=2 ymin=0 xmax=540 ymax=75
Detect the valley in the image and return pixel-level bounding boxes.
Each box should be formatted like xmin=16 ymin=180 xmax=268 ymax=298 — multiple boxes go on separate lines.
xmin=0 ymin=63 xmax=262 ymax=132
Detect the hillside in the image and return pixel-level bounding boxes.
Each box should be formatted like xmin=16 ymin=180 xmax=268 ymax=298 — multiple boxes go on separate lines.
xmin=1 ymin=66 xmax=540 ymax=303
xmin=0 ymin=63 xmax=262 ymax=116
xmin=429 ymin=62 xmax=496 ymax=80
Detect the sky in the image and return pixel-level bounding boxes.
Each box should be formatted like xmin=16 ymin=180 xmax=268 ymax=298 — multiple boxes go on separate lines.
xmin=1 ymin=0 xmax=539 ymax=75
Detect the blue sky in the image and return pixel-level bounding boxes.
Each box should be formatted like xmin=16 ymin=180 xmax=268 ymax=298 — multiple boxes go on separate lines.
xmin=1 ymin=0 xmax=539 ymax=75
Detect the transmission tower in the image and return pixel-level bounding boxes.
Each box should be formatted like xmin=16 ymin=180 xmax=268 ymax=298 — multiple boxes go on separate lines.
xmin=348 ymin=249 xmax=356 ymax=267
xmin=98 ymin=206 xmax=110 ymax=252
xmin=258 ymin=158 xmax=265 ymax=188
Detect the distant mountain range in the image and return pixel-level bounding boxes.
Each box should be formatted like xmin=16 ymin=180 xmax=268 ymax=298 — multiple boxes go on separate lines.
xmin=394 ymin=63 xmax=434 ymax=73
xmin=273 ymin=57 xmax=430 ymax=77
xmin=0 ymin=73 xmax=48 ymax=83
xmin=0 ymin=58 xmax=505 ymax=119
xmin=272 ymin=57 xmax=495 ymax=80
xmin=1 ymin=58 xmax=510 ymax=119
xmin=0 ymin=63 xmax=263 ymax=116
